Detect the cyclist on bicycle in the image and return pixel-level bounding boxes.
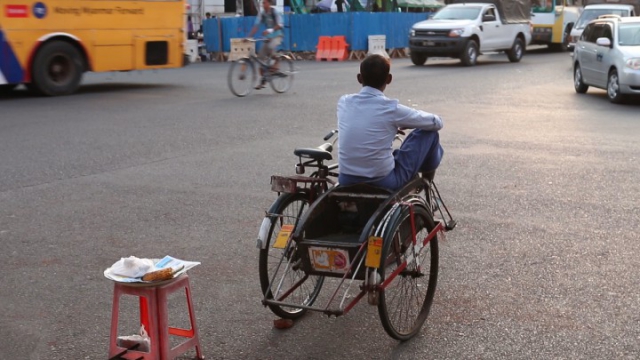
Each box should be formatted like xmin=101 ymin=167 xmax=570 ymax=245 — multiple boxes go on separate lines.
xmin=337 ymin=54 xmax=444 ymax=191
xmin=246 ymin=0 xmax=284 ymax=90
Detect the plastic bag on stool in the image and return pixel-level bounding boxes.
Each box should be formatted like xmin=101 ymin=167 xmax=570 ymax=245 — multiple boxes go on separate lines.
xmin=110 ymin=256 xmax=155 ymax=278
xmin=116 ymin=325 xmax=151 ymax=353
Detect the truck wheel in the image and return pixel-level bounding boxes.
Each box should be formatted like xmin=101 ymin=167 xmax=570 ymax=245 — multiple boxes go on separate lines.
xmin=549 ymin=27 xmax=571 ymax=52
xmin=460 ymin=40 xmax=478 ymax=66
xmin=31 ymin=41 xmax=85 ymax=96
xmin=561 ymin=26 xmax=572 ymax=52
xmin=507 ymin=38 xmax=524 ymax=63
xmin=410 ymin=52 xmax=428 ymax=66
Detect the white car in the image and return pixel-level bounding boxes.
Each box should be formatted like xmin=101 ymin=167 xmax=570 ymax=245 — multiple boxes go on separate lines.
xmin=568 ymin=4 xmax=636 ymax=51
xmin=573 ymin=16 xmax=640 ymax=103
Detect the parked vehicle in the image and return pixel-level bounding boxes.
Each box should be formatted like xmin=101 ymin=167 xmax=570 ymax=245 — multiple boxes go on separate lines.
xmin=408 ymin=0 xmax=532 ymax=66
xmin=568 ymin=3 xmax=637 ymax=51
xmin=573 ymin=16 xmax=640 ymax=103
xmin=531 ymin=0 xmax=581 ymax=52
xmin=582 ymin=0 xmax=640 ymax=13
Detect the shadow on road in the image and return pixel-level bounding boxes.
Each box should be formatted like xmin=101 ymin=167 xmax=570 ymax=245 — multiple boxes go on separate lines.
xmin=0 ymin=83 xmax=178 ymax=101
xmin=576 ymin=91 xmax=640 ymax=106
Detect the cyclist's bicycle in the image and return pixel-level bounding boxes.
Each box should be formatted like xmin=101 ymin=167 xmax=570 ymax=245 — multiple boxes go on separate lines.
xmin=227 ymin=38 xmax=295 ymax=97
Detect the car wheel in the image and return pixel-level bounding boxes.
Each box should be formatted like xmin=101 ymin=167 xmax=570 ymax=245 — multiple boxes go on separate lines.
xmin=607 ymin=69 xmax=625 ymax=104
xmin=574 ymin=64 xmax=589 ymax=94
xmin=410 ymin=52 xmax=427 ymax=66
xmin=506 ymin=37 xmax=524 ymax=63
xmin=460 ymin=40 xmax=478 ymax=66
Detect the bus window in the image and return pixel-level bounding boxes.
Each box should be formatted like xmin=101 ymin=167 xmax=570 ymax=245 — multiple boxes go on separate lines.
xmin=533 ymin=0 xmax=554 ymax=13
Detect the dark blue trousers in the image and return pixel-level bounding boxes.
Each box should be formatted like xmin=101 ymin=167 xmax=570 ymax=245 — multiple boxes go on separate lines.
xmin=339 ymin=129 xmax=443 ymax=191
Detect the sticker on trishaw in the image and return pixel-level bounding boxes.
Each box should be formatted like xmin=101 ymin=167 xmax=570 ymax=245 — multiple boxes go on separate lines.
xmin=365 ymin=236 xmax=383 ymax=268
xmin=273 ymin=224 xmax=294 ymax=249
xmin=308 ymin=247 xmax=350 ymax=273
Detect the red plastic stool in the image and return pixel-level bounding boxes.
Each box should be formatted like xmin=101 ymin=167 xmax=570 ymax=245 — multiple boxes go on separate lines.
xmin=108 ymin=274 xmax=204 ymax=360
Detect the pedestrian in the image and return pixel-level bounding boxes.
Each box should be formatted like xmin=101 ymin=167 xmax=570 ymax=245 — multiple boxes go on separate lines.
xmin=187 ymin=15 xmax=195 ymax=39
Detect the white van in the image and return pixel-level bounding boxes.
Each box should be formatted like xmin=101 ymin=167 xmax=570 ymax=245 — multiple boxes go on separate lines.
xmin=568 ymin=3 xmax=637 ymax=50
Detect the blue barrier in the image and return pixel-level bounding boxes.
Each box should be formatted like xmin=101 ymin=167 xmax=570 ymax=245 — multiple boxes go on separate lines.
xmin=202 ymin=18 xmax=221 ymax=53
xmin=290 ymin=13 xmax=323 ymax=51
xmin=206 ymin=12 xmax=433 ymax=54
xmin=351 ymin=12 xmax=386 ymax=50
xmin=289 ymin=13 xmax=352 ymax=52
xmin=388 ymin=13 xmax=429 ymax=48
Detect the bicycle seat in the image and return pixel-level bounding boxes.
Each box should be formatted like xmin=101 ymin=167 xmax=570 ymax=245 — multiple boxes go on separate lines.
xmin=294 ymin=143 xmax=333 ymax=161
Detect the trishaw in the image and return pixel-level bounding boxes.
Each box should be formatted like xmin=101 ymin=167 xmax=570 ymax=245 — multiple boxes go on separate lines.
xmin=256 ymin=132 xmax=456 ymax=340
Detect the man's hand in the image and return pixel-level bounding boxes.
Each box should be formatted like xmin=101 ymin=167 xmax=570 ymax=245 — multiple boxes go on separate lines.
xmin=262 ymin=28 xmax=274 ymax=36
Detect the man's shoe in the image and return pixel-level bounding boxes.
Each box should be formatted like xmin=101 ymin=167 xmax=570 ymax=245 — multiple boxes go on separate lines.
xmin=255 ymin=78 xmax=266 ymax=90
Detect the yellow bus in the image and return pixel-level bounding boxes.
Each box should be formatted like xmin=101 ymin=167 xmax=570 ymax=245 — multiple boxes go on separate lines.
xmin=1 ymin=0 xmax=187 ymax=96
xmin=531 ymin=0 xmax=582 ymax=51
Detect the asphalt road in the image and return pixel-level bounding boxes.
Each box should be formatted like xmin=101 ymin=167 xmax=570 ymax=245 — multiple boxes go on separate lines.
xmin=1 ymin=48 xmax=639 ymax=360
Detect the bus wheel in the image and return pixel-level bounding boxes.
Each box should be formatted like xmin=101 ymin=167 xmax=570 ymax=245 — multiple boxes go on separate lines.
xmin=0 ymin=84 xmax=18 ymax=94
xmin=32 ymin=41 xmax=84 ymax=96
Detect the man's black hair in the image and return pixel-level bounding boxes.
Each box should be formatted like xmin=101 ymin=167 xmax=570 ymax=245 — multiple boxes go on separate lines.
xmin=360 ymin=54 xmax=390 ymax=89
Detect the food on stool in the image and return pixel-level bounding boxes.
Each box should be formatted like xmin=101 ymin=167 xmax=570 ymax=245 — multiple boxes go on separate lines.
xmin=142 ymin=268 xmax=174 ymax=282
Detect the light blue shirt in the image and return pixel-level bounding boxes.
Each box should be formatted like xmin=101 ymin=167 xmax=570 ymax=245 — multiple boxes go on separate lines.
xmin=255 ymin=8 xmax=284 ymax=38
xmin=337 ymin=86 xmax=443 ymax=179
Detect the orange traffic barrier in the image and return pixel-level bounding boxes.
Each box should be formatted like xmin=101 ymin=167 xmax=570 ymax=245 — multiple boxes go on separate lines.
xmin=316 ymin=36 xmax=333 ymax=61
xmin=329 ymin=36 xmax=349 ymax=61
xmin=316 ymin=35 xmax=349 ymax=61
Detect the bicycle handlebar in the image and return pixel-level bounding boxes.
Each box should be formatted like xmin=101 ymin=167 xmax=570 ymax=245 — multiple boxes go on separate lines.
xmin=324 ymin=129 xmax=338 ymax=141
xmin=243 ymin=37 xmax=269 ymax=42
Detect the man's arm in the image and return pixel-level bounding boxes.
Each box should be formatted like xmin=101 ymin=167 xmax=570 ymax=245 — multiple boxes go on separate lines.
xmin=393 ymin=102 xmax=443 ymax=131
xmin=247 ymin=13 xmax=263 ymax=38
xmin=273 ymin=9 xmax=283 ymax=31
xmin=248 ymin=23 xmax=260 ymax=38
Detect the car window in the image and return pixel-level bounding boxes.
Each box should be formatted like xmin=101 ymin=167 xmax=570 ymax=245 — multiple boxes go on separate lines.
xmin=601 ymin=24 xmax=613 ymax=42
xmin=586 ymin=23 xmax=605 ymax=42
xmin=432 ymin=7 xmax=482 ymax=20
xmin=581 ymin=24 xmax=594 ymax=41
xmin=485 ymin=8 xmax=495 ymax=18
xmin=618 ymin=23 xmax=640 ymax=46
xmin=575 ymin=9 xmax=630 ymax=30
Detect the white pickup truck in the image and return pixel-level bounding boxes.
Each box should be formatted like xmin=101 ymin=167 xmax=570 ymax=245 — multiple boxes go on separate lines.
xmin=408 ymin=0 xmax=532 ymax=66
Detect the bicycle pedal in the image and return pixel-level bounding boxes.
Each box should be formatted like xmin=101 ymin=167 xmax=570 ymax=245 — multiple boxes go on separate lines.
xmin=445 ymin=220 xmax=457 ymax=231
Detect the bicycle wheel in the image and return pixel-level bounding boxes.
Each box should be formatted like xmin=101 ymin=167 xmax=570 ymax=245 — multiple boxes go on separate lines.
xmin=227 ymin=58 xmax=256 ymax=97
xmin=269 ymin=55 xmax=294 ymax=94
xmin=259 ymin=192 xmax=324 ymax=319
xmin=377 ymin=205 xmax=439 ymax=341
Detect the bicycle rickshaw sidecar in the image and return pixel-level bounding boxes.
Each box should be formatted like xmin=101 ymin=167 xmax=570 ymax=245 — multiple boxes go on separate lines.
xmin=261 ymin=175 xmax=448 ymax=340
